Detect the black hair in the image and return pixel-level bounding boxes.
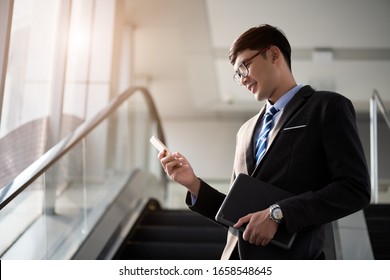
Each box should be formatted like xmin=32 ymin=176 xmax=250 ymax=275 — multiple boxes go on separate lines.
xmin=229 ymin=24 xmax=291 ymax=70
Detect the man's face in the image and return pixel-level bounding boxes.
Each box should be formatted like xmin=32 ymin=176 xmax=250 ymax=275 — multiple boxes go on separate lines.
xmin=233 ymin=48 xmax=278 ymax=102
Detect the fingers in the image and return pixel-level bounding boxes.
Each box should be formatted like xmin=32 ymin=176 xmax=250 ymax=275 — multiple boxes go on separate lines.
xmin=243 ymin=228 xmax=272 ymax=246
xmin=235 ymin=214 xmax=266 ymax=245
xmin=238 ymin=211 xmax=276 ymax=247
xmin=159 ymin=152 xmax=187 ymax=176
xmin=158 ymin=151 xmax=181 ymax=163
xmin=158 ymin=150 xmax=169 ymax=160
xmin=161 ymin=156 xmax=181 ymax=175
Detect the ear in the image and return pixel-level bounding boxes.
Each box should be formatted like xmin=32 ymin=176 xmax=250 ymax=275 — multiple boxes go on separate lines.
xmin=269 ymin=46 xmax=280 ymax=63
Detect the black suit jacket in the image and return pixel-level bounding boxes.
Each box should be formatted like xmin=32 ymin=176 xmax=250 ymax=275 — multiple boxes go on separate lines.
xmin=187 ymin=86 xmax=371 ymax=259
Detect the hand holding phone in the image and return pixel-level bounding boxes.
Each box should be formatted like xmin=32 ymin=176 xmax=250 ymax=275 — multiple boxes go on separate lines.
xmin=150 ymin=135 xmax=171 ymax=156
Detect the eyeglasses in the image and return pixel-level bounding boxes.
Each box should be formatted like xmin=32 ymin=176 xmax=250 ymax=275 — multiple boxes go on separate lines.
xmin=233 ymin=47 xmax=269 ymax=85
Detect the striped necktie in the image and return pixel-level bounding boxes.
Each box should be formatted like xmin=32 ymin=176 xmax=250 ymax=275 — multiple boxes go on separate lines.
xmin=255 ymin=106 xmax=279 ymax=164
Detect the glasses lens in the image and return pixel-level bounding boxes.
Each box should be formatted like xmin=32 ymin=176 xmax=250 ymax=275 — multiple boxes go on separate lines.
xmin=233 ymin=73 xmax=241 ymax=85
xmin=233 ymin=64 xmax=248 ymax=85
xmin=238 ymin=64 xmax=248 ymax=77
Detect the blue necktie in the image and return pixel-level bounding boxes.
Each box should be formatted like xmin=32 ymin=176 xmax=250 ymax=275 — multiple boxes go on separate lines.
xmin=255 ymin=106 xmax=279 ymax=164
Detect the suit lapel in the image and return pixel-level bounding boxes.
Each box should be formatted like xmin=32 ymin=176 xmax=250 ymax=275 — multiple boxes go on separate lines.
xmin=244 ymin=105 xmax=266 ymax=174
xmin=251 ymin=86 xmax=314 ymax=176
xmin=274 ymin=85 xmax=314 ymax=132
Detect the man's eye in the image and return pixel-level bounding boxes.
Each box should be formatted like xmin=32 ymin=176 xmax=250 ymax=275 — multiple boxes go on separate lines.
xmin=238 ymin=65 xmax=246 ymax=73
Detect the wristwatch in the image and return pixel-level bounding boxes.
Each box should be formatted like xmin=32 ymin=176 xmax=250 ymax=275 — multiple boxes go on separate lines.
xmin=269 ymin=204 xmax=283 ymax=224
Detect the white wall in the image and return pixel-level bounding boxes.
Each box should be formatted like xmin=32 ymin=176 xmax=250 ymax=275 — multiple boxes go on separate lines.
xmin=163 ymin=117 xmax=244 ymax=181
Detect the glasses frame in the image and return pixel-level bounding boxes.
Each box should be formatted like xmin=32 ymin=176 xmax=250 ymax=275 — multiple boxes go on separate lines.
xmin=233 ymin=47 xmax=270 ymax=85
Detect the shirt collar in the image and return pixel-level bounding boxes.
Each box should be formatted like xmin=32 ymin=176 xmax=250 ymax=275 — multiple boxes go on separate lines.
xmin=265 ymin=83 xmax=304 ymax=112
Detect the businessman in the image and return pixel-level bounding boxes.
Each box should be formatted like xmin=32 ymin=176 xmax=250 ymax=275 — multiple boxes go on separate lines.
xmin=159 ymin=24 xmax=370 ymax=259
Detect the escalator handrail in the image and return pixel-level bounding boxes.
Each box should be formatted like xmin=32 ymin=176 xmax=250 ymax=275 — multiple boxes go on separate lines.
xmin=0 ymin=86 xmax=167 ymax=210
xmin=370 ymin=89 xmax=390 ymax=204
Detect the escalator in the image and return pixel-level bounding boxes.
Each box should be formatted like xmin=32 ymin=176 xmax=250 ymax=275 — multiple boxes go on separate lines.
xmin=0 ymin=87 xmax=172 ymax=260
xmin=113 ymin=199 xmax=226 ymax=260
xmin=364 ymin=204 xmax=390 ymax=260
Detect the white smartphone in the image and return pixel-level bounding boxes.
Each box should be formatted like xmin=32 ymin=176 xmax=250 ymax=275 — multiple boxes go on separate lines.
xmin=150 ymin=135 xmax=171 ymax=156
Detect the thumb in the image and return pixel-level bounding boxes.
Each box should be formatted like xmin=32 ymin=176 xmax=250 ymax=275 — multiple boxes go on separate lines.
xmin=233 ymin=213 xmax=252 ymax=228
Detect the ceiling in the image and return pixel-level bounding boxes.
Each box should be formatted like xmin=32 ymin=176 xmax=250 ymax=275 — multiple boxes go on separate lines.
xmin=123 ymin=0 xmax=390 ymax=119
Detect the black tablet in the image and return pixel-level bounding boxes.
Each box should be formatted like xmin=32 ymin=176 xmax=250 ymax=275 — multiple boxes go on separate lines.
xmin=215 ymin=173 xmax=297 ymax=249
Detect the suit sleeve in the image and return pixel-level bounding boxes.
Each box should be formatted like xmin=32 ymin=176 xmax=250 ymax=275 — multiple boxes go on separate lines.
xmin=279 ymin=96 xmax=371 ymax=233
xmin=185 ymin=179 xmax=227 ymax=224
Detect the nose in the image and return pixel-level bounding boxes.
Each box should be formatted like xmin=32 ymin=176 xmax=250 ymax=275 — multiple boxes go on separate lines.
xmin=241 ymin=75 xmax=250 ymax=86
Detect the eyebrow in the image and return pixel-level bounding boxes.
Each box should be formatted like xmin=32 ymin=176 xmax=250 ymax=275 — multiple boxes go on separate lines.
xmin=234 ymin=47 xmax=270 ymax=71
xmin=234 ymin=57 xmax=249 ymax=72
xmin=234 ymin=51 xmax=260 ymax=71
xmin=234 ymin=54 xmax=255 ymax=73
xmin=239 ymin=58 xmax=250 ymax=67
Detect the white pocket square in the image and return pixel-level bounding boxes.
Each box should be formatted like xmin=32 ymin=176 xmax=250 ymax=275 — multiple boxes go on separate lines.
xmin=283 ymin=124 xmax=307 ymax=131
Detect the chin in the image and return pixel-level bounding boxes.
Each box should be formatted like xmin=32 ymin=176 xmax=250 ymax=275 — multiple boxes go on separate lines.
xmin=254 ymin=92 xmax=267 ymax=102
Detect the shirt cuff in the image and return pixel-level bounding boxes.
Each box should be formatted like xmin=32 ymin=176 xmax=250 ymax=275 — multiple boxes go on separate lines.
xmin=190 ymin=193 xmax=197 ymax=206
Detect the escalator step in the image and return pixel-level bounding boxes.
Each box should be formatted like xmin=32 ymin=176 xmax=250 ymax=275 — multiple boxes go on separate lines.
xmin=371 ymin=253 xmax=390 ymax=260
xmin=364 ymin=204 xmax=390 ymax=217
xmin=114 ymin=207 xmax=227 ymax=260
xmin=121 ymin=242 xmax=225 ymax=260
xmin=369 ymin=244 xmax=390 ymax=259
xmin=367 ymin=231 xmax=390 ymax=242
xmin=365 ymin=217 xmax=390 ymax=231
xmin=363 ymin=205 xmax=390 ymax=260
xmin=141 ymin=210 xmax=219 ymax=227
xmin=131 ymin=225 xmax=226 ymax=243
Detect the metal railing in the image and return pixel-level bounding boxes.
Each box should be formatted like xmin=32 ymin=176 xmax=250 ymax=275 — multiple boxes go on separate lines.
xmin=0 ymin=86 xmax=168 ymax=259
xmin=370 ymin=89 xmax=390 ymax=204
xmin=0 ymin=86 xmax=167 ymax=210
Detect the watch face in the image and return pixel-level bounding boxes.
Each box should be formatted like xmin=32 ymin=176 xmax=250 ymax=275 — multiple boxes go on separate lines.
xmin=272 ymin=208 xmax=283 ymax=220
